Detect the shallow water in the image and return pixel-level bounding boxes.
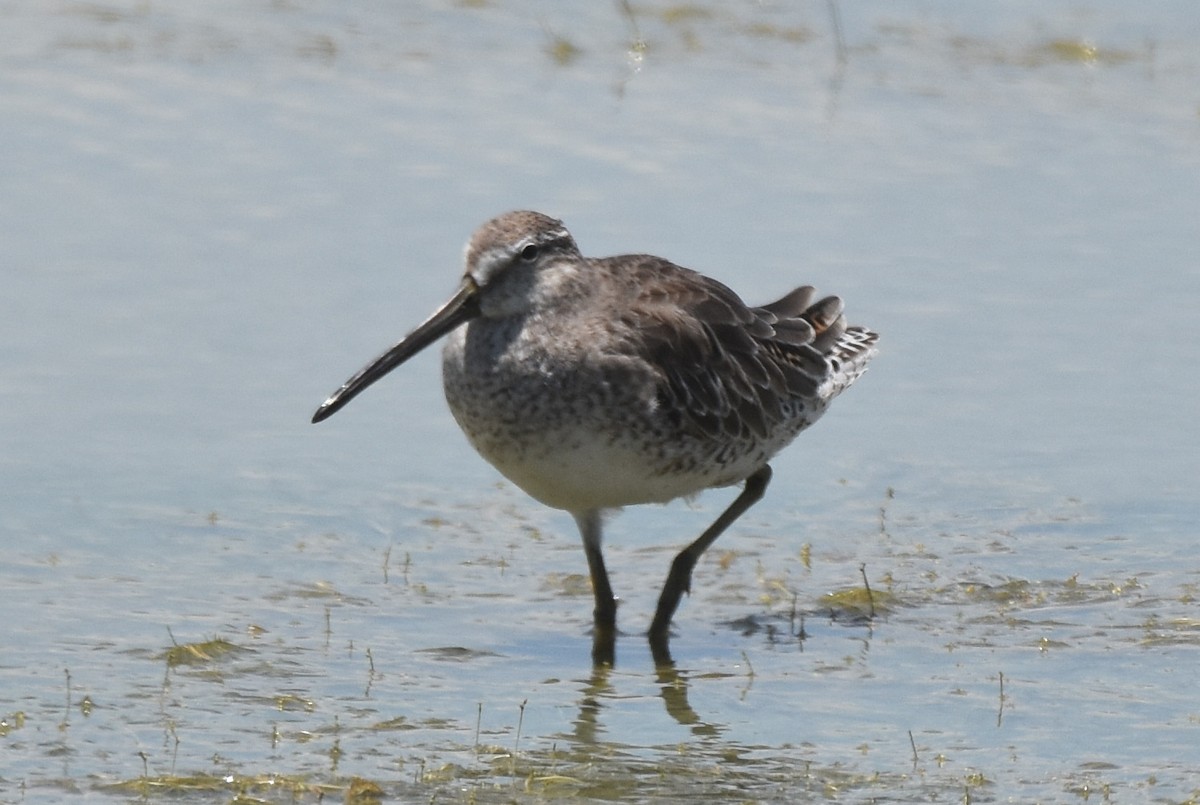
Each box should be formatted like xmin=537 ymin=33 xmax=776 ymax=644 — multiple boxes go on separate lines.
xmin=3 ymin=2 xmax=1199 ymax=803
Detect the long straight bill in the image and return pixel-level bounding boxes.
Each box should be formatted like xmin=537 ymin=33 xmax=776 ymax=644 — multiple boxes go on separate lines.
xmin=311 ymin=279 xmax=479 ymax=423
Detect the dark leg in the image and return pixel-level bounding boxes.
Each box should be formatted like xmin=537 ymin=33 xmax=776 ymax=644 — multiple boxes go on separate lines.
xmin=575 ymin=511 xmax=617 ymax=665
xmin=648 ymin=466 xmax=772 ymax=642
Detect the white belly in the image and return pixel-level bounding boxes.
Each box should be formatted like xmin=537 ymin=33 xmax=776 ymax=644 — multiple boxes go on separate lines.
xmin=439 ymin=316 xmax=798 ymax=513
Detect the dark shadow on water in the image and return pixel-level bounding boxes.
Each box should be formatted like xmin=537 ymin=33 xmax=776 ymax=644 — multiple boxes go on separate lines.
xmin=650 ymin=641 xmax=722 ymax=738
xmin=569 ymin=631 xmax=724 ymax=747
xmin=569 ymin=660 xmax=614 ymax=747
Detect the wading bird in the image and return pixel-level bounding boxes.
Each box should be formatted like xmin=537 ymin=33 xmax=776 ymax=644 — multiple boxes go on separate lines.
xmin=313 ymin=211 xmax=878 ymax=664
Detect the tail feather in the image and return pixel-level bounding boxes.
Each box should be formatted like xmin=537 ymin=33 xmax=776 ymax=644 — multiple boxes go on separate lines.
xmin=756 ymin=287 xmax=879 ymax=403
xmin=821 ymin=325 xmax=878 ymax=399
xmin=802 ymin=296 xmax=847 ymax=351
xmin=760 ymin=286 xmax=816 ymax=318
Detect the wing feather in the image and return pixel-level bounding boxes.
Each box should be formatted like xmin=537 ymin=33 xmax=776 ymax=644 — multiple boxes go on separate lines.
xmin=602 ymin=256 xmax=876 ymax=445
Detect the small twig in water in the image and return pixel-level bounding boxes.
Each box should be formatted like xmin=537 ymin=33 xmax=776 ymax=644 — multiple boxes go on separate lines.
xmin=60 ymin=668 xmax=72 ymax=730
xmin=474 ymin=702 xmax=483 ymax=750
xmin=908 ymin=730 xmax=918 ymax=766
xmin=514 ymin=699 xmax=527 ymax=757
xmin=740 ymin=650 xmax=756 ymax=679
xmin=879 ymin=486 xmax=894 ymax=536
xmin=859 ymin=563 xmax=876 ymax=619
xmin=997 ymin=671 xmax=1006 ymax=727
xmin=789 ymin=591 xmax=808 ymax=641
xmin=168 ymin=720 xmax=180 ymax=775
xmin=364 ymin=648 xmax=376 ymax=698
xmin=510 ymin=699 xmax=528 ymax=776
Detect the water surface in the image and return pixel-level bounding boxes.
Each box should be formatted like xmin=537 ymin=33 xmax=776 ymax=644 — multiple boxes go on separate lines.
xmin=2 ymin=2 xmax=1199 ymax=802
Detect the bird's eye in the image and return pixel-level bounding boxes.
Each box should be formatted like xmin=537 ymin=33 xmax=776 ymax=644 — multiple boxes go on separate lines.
xmin=519 ymin=244 xmax=539 ymax=262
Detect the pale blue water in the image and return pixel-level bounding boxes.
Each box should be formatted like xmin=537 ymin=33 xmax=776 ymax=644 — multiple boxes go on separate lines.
xmin=2 ymin=3 xmax=1199 ymax=802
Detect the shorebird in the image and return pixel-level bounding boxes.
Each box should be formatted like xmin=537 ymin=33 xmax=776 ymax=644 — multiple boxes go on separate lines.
xmin=313 ymin=211 xmax=878 ymax=660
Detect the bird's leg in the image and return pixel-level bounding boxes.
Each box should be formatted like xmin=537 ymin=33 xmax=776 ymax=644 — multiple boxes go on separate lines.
xmin=649 ymin=465 xmax=773 ymax=642
xmin=576 ymin=510 xmax=617 ymax=625
xmin=576 ymin=511 xmax=617 ymax=665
